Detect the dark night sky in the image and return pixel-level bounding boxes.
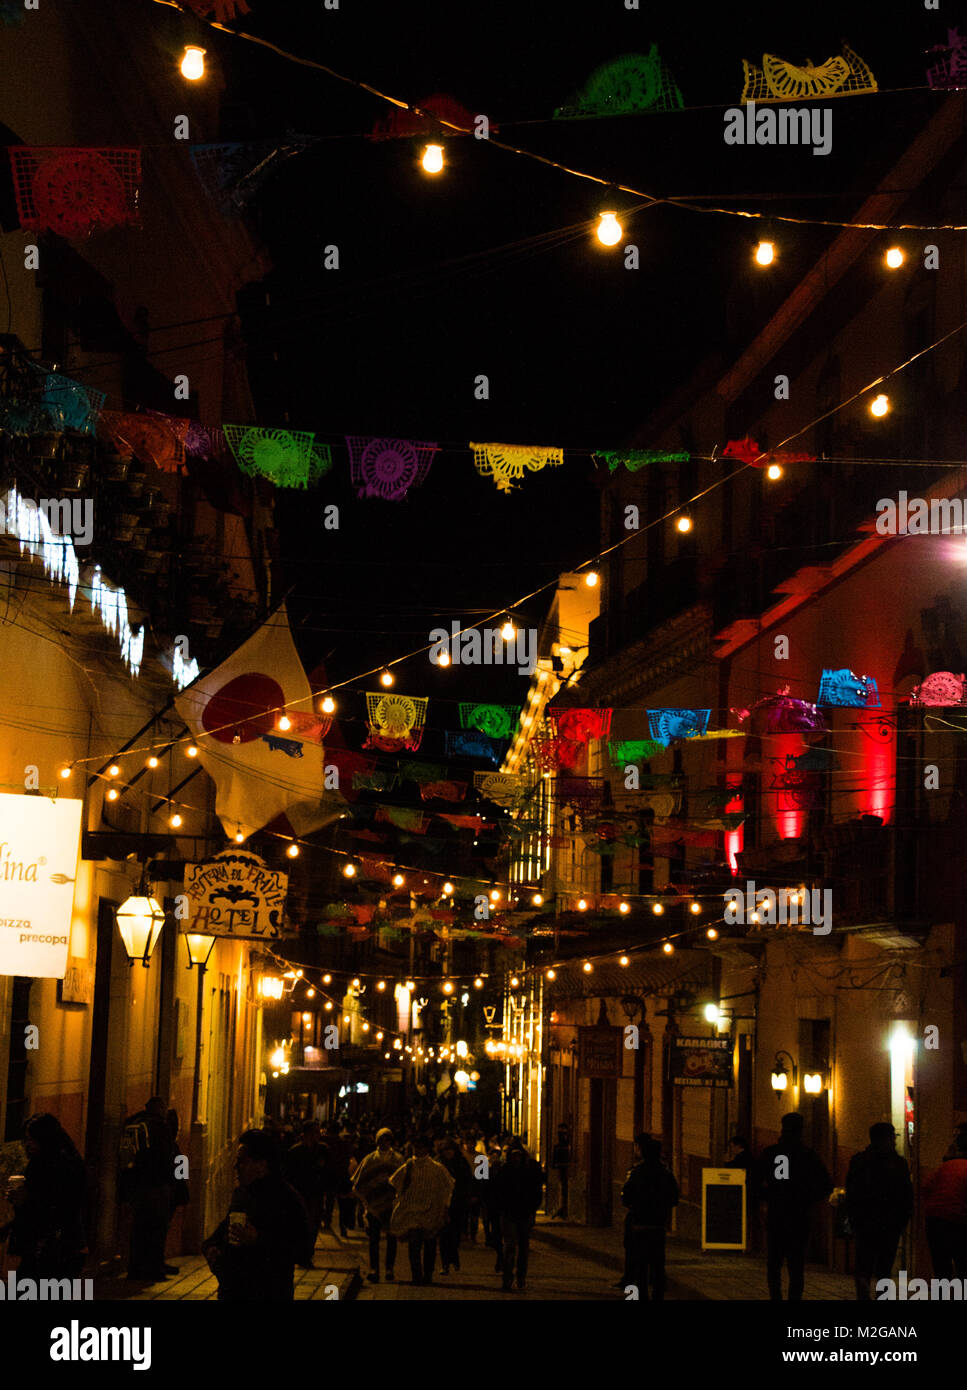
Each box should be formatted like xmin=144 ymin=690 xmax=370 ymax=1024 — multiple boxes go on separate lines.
xmin=206 ymin=0 xmax=954 ymax=712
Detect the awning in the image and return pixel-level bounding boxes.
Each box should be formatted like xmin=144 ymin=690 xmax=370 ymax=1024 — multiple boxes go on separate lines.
xmin=546 ymin=948 xmax=714 ymax=1000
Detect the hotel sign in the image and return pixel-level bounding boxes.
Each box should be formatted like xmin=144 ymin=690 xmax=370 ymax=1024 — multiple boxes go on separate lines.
xmin=183 ymin=849 xmax=290 ymax=937
xmin=0 ymin=793 xmax=83 ymax=979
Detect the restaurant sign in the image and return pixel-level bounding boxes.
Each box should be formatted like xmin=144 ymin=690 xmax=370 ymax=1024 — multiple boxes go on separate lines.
xmin=183 ymin=850 xmax=290 ymax=937
xmin=669 ymin=1035 xmax=733 ymax=1088
xmin=0 ymin=793 xmax=83 ymax=979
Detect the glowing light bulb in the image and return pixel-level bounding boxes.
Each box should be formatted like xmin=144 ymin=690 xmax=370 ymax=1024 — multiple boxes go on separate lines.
xmin=619 ymin=955 xmax=629 ymax=966
xmin=186 ymin=744 xmax=199 ymax=758
xmin=596 ymin=211 xmax=622 ymax=247
xmin=376 ymin=1032 xmax=383 ymax=1041
xmin=473 ymin=977 xmax=483 ymax=989
xmin=362 ymin=1022 xmax=370 ymax=1032
xmin=750 ymin=911 xmax=760 ymax=924
xmin=180 ymin=45 xmax=206 ymax=81
xmin=343 ymin=863 xmax=356 ymax=878
xmin=662 ymin=941 xmax=674 ymax=954
xmin=422 ymin=143 xmax=444 ymax=174
xmin=870 ymin=394 xmax=890 ymax=418
xmin=619 ymin=901 xmax=630 ymax=914
xmin=754 ymin=240 xmax=775 ymax=266
xmin=438 ymin=649 xmax=451 ymax=667
xmin=146 ymin=755 xmax=159 ymax=769
xmin=585 ymin=570 xmax=599 ymax=587
xmin=582 ymin=961 xmax=593 ymax=974
xmin=727 ymin=899 xmax=738 ymax=913
xmin=706 ymin=927 xmax=719 ymax=940
xmin=344 ymin=1014 xmax=350 ymax=1024
xmin=443 ymin=881 xmax=454 ymax=895
xmin=108 ymin=764 xmax=120 ymax=778
xmin=170 ymin=812 xmax=183 ymax=828
xmin=392 ymin=872 xmax=405 ymax=888
xmin=500 ymin=618 xmax=516 ymax=641
xmin=377 ymin=980 xmax=386 ymax=991
xmin=532 ymin=893 xmax=543 ymax=906
xmin=324 ymin=1001 xmax=333 ymax=1011
xmin=490 ymin=889 xmax=501 ymax=902
xmin=443 ymin=981 xmax=454 ymax=994
xmin=106 ymin=788 xmax=119 ymax=801
xmin=321 ymin=695 xmax=336 ymax=714
xmin=577 ymin=898 xmax=588 ymax=911
xmin=510 ymin=976 xmax=520 ymax=987
xmin=546 ymin=968 xmax=556 ymax=980
xmin=766 ymin=463 xmax=783 ymax=481
xmin=323 ymin=974 xmax=331 ymax=984
xmin=234 ymin=829 xmax=245 ymax=844
xmin=652 ymin=902 xmax=664 ymax=915
xmin=59 ymin=765 xmax=72 ymax=780
xmin=306 ymin=988 xmax=316 ymax=999
xmin=676 ymin=515 xmax=692 ymax=534
xmin=690 ymin=901 xmax=701 ymax=915
xmin=405 ymin=980 xmax=415 ymax=991
xmin=380 ymin=669 xmax=394 ymax=687
xmin=277 ymin=715 xmax=291 ymax=732
xmin=885 ymin=246 xmax=904 ymax=269
xmin=286 ymin=843 xmax=299 ymax=858
xmin=352 ymin=979 xmax=361 ymax=989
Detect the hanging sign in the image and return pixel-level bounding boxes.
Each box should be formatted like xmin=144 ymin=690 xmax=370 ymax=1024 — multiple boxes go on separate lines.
xmin=669 ymin=1036 xmax=733 ymax=1088
xmin=577 ymin=1026 xmax=623 ymax=1078
xmin=183 ymin=849 xmax=290 ymax=937
xmin=0 ymin=794 xmax=83 ymax=979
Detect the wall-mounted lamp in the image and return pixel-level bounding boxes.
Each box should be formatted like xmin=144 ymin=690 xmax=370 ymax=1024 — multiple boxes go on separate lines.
xmin=771 ymin=1049 xmax=798 ymax=1092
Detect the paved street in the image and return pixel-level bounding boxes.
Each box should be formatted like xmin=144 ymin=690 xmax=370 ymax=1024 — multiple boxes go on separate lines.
xmin=96 ymin=1213 xmax=858 ymax=1302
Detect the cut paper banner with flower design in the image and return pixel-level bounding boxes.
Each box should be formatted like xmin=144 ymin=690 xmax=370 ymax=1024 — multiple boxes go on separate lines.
xmin=607 ymin=739 xmax=667 ymax=765
xmin=364 ymin=693 xmax=428 ymax=753
xmin=927 ymin=28 xmax=967 ymax=90
xmin=419 ymin=780 xmax=467 ymax=802
xmin=596 ymin=449 xmax=689 ymax=473
xmin=39 ymin=373 xmax=105 ymax=434
xmin=817 ymin=669 xmax=881 ymax=709
xmin=548 ymin=707 xmax=613 ymax=744
xmin=100 ymin=410 xmax=186 ymax=474
xmin=223 ymin=425 xmax=331 ymax=488
xmin=459 ymin=703 xmax=519 ymax=740
xmin=346 ymin=437 xmax=438 ymax=501
xmin=722 ymin=439 xmax=815 ymax=469
xmin=908 ymin=671 xmax=967 ymax=706
xmin=190 ymin=135 xmax=316 ymax=215
xmin=473 ymin=771 xmax=524 ymax=806
xmin=741 ymin=42 xmax=876 ymax=101
xmin=646 ymin=708 xmax=712 ymax=745
xmin=444 ymin=732 xmax=504 ymax=764
xmin=470 ymin=442 xmax=564 ymax=493
xmin=532 ymin=734 xmax=585 ymax=771
xmin=558 ymin=777 xmax=608 ymax=813
xmin=375 ymin=806 xmax=429 ymax=834
xmin=8 ymin=147 xmax=142 ymax=238
xmin=747 ymin=689 xmax=828 ymax=734
xmin=554 ymin=49 xmax=683 ymax=118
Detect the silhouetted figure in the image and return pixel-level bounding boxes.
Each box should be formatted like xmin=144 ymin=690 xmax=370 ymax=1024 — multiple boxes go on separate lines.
xmin=437 ymin=1136 xmax=472 ymax=1274
xmin=621 ymin=1135 xmax=679 ymax=1301
xmin=122 ymin=1096 xmax=178 ymax=1281
xmin=5 ymin=1114 xmax=86 ymax=1278
xmin=757 ymin=1112 xmax=833 ymax=1301
xmin=352 ymin=1128 xmax=403 ymax=1283
xmin=845 ymin=1122 xmax=912 ymax=1299
xmin=493 ymin=1140 xmax=544 ymax=1292
xmin=388 ymin=1134 xmax=453 ymax=1286
xmin=924 ymin=1123 xmax=967 ymax=1280
xmin=284 ymin=1121 xmax=327 ymax=1266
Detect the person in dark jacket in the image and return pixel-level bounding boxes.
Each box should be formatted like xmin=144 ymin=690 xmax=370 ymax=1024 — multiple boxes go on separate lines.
xmin=5 ymin=1113 xmax=86 ymax=1278
xmin=284 ymin=1121 xmax=327 ymax=1266
xmin=321 ymin=1122 xmax=353 ymax=1236
xmin=202 ymin=1129 xmax=311 ymax=1301
xmin=492 ymin=1140 xmax=543 ymax=1292
xmin=845 ymin=1122 xmax=913 ymax=1299
xmin=756 ymin=1112 xmax=833 ymax=1301
xmin=123 ymin=1096 xmax=179 ymax=1281
xmin=621 ymin=1135 xmax=679 ymax=1301
xmin=437 ymin=1135 xmax=472 ymax=1274
xmin=550 ymin=1125 xmax=571 ymax=1219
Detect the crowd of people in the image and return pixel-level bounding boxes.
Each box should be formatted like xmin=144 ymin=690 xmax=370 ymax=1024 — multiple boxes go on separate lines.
xmin=1 ymin=1106 xmax=966 ymax=1303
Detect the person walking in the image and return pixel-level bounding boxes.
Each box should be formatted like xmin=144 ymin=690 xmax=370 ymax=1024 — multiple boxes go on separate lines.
xmin=388 ymin=1134 xmax=453 ymax=1286
xmin=493 ymin=1139 xmax=544 ymax=1292
xmin=284 ymin=1121 xmax=328 ymax=1267
xmin=4 ymin=1113 xmax=86 ymax=1279
xmin=621 ymin=1135 xmax=679 ymax=1301
xmin=845 ymin=1122 xmax=913 ymax=1299
xmin=321 ymin=1122 xmax=352 ymax=1236
xmin=202 ymin=1129 xmax=311 ymax=1301
xmin=121 ymin=1096 xmax=179 ymax=1281
xmin=550 ymin=1125 xmax=571 ymax=1219
xmin=923 ymin=1122 xmax=967 ymax=1279
xmin=437 ymin=1135 xmax=472 ymax=1274
xmin=352 ymin=1128 xmax=403 ymax=1283
xmin=756 ymin=1112 xmax=833 ymax=1301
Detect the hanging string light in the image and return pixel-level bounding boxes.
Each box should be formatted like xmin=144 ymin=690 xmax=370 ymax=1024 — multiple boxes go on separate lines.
xmin=885 ymin=246 xmax=905 ymax=269
xmin=379 ymin=669 xmax=394 ymax=688
xmin=754 ymin=240 xmax=776 ymax=266
xmin=675 ymin=515 xmax=693 ymax=534
xmin=595 ymin=210 xmax=622 ymax=247
xmin=180 ymin=45 xmax=206 ymax=81
xmin=421 ymin=143 xmax=444 ymax=174
xmin=870 ymin=393 xmax=891 ymax=417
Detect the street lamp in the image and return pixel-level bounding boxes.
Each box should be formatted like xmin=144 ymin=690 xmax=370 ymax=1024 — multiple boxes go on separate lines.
xmin=771 ymin=1050 xmax=798 ymax=1092
xmin=115 ymin=890 xmax=165 ymax=967
xmin=184 ymin=932 xmax=216 ymax=971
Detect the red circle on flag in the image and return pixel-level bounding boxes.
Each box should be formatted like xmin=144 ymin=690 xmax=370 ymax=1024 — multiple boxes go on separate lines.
xmin=202 ymin=673 xmax=286 ymax=743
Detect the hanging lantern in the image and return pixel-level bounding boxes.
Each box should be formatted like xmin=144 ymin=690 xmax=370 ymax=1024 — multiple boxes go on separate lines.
xmin=115 ymin=893 xmax=165 ymax=966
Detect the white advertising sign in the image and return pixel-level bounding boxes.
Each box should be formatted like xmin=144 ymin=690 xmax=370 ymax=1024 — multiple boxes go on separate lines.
xmin=0 ymin=794 xmax=83 ymax=978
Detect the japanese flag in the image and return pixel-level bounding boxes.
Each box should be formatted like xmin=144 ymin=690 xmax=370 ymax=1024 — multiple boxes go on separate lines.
xmin=176 ymin=603 xmax=344 ymax=841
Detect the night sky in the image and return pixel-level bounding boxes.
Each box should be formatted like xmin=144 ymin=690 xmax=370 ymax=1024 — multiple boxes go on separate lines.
xmin=206 ymin=0 xmax=952 ymax=711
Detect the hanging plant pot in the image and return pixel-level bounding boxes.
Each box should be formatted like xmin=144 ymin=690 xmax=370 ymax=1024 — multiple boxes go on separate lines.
xmin=148 ymin=500 xmax=171 ymax=526
xmin=126 ymin=469 xmax=147 ymax=499
xmin=101 ymin=454 xmax=130 ymax=482
xmin=30 ymin=433 xmax=63 ymax=463
xmin=56 ymin=460 xmax=90 ymax=491
xmin=140 ymin=484 xmax=161 ymax=512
